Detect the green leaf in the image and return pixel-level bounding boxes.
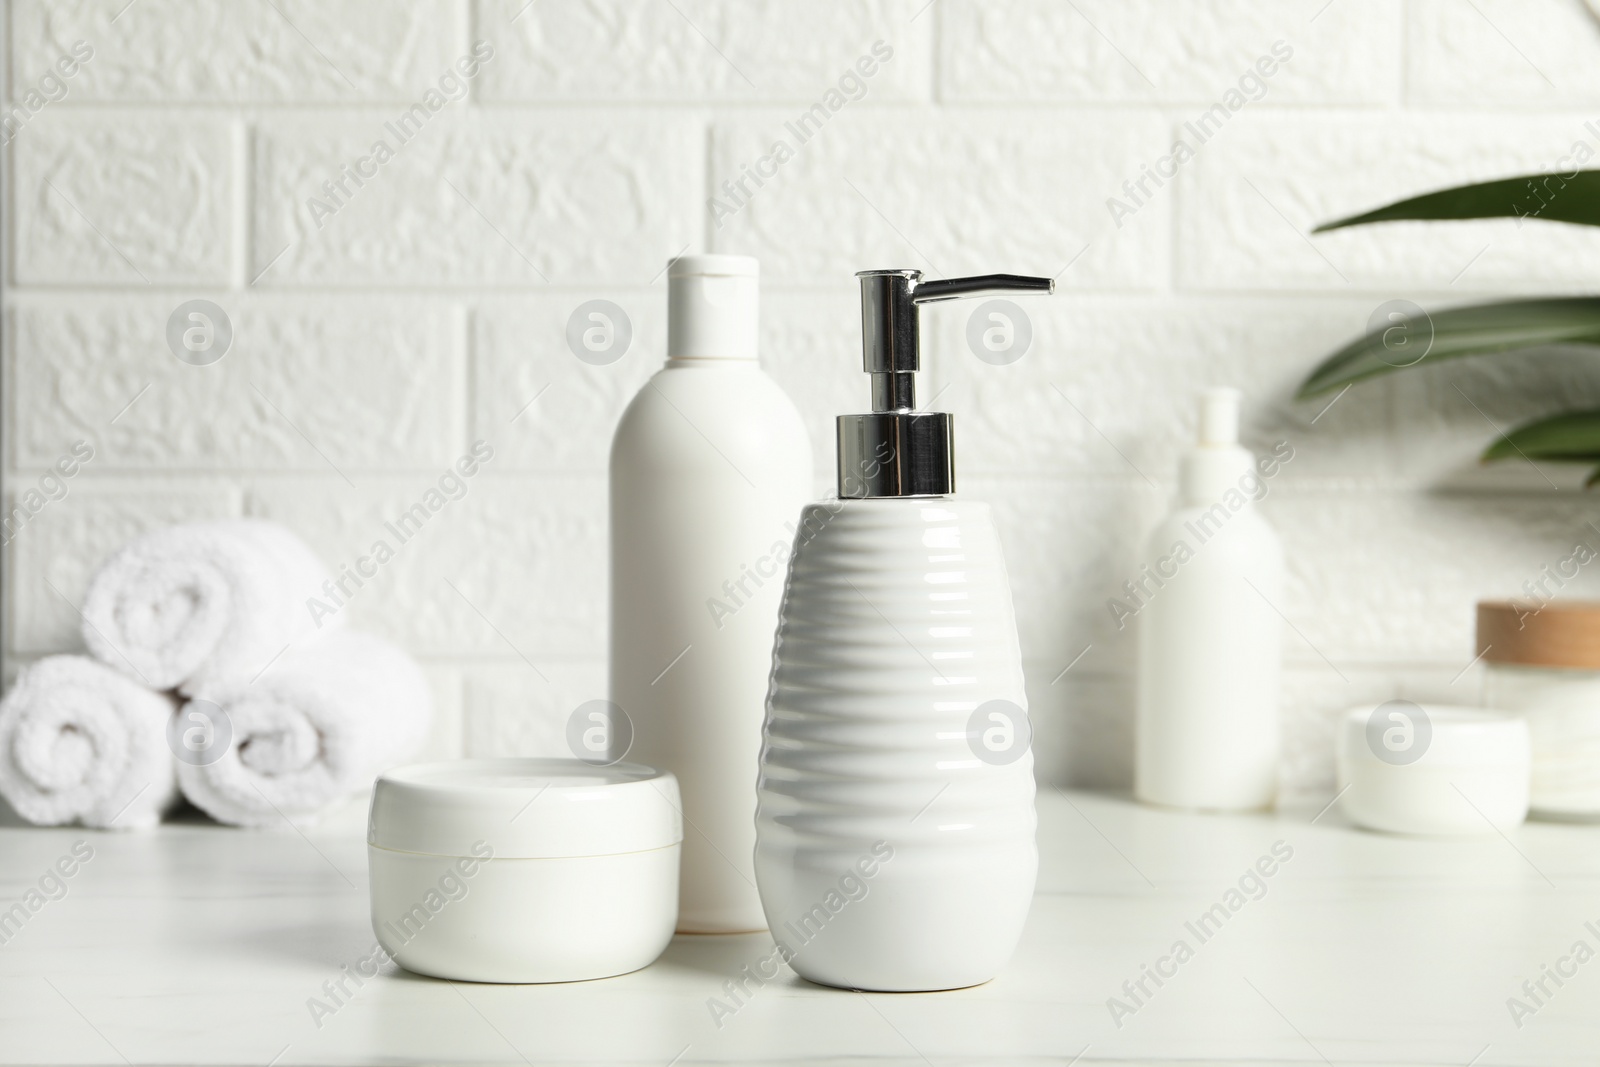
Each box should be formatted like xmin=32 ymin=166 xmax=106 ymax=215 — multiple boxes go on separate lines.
xmin=1481 ymin=409 xmax=1600 ymax=463
xmin=1314 ymin=170 xmax=1600 ymax=232
xmin=1296 ymin=298 xmax=1600 ymax=399
xmin=1481 ymin=411 xmax=1600 ymax=489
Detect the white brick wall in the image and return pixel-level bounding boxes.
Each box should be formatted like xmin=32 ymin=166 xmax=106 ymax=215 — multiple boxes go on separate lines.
xmin=8 ymin=0 xmax=1600 ymax=801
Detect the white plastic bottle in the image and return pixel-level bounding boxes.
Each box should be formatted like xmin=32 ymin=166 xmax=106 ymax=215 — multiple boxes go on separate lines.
xmin=1135 ymin=388 xmax=1284 ymax=812
xmin=610 ymin=254 xmax=811 ymax=934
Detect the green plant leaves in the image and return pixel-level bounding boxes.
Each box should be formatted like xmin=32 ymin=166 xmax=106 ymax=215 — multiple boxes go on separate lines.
xmin=1480 ymin=408 xmax=1600 ymax=487
xmin=1482 ymin=408 xmax=1600 ymax=462
xmin=1302 ymin=169 xmax=1600 ymax=477
xmin=1296 ymin=298 xmax=1600 ymax=399
xmin=1314 ymin=170 xmax=1600 ymax=232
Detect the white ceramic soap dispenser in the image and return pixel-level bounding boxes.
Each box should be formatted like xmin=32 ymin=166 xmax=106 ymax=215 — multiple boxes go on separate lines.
xmin=756 ymin=269 xmax=1053 ymax=992
xmin=611 ymin=254 xmax=812 ymax=934
xmin=1135 ymin=387 xmax=1285 ymax=812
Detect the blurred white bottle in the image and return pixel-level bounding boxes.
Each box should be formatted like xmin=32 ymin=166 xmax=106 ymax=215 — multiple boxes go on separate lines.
xmin=610 ymin=254 xmax=812 ymax=933
xmin=1135 ymin=388 xmax=1284 ymax=811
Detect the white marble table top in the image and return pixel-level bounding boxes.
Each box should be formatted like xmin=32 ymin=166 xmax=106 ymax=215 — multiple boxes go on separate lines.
xmin=1 ymin=787 xmax=1597 ymax=1066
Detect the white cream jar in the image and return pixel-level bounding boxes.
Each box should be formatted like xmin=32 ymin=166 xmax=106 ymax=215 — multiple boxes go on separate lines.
xmin=1336 ymin=703 xmax=1529 ymax=836
xmin=367 ymin=758 xmax=681 ymax=983
xmin=1480 ymin=600 xmax=1600 ymax=821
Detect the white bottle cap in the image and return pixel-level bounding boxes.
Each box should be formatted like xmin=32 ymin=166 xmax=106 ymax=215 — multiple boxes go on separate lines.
xmin=668 ymin=254 xmax=759 ymax=360
xmin=1181 ymin=386 xmax=1252 ymax=503
xmin=1197 ymin=387 xmax=1241 ymax=447
xmin=370 ymin=758 xmax=682 ymax=859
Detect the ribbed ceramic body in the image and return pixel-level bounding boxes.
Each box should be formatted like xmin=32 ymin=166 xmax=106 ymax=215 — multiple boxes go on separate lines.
xmin=756 ymin=498 xmax=1037 ymax=991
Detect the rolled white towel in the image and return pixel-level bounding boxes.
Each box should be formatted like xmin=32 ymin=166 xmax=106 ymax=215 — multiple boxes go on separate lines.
xmin=0 ymin=656 xmax=178 ymax=830
xmin=177 ymin=631 xmax=431 ymax=827
xmin=81 ymin=519 xmax=338 ymax=695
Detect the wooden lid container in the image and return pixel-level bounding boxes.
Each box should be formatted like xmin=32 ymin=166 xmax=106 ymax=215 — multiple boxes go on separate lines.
xmin=1477 ymin=601 xmax=1600 ymax=670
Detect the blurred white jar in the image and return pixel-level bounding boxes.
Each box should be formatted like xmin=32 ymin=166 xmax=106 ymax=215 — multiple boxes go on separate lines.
xmin=1336 ymin=703 xmax=1529 ymax=836
xmin=1479 ymin=600 xmax=1600 ymax=821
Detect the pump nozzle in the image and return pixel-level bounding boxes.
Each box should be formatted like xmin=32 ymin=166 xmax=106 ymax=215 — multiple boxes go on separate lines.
xmin=910 ymin=274 xmax=1056 ymax=304
xmin=841 ymin=269 xmax=1054 ymax=498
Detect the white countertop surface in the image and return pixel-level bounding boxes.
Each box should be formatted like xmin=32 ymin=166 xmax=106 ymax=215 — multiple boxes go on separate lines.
xmin=2 ymin=788 xmax=1597 ymax=1066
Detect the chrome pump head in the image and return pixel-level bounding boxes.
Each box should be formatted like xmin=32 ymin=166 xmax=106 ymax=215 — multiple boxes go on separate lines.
xmin=837 ymin=269 xmax=1055 ymax=498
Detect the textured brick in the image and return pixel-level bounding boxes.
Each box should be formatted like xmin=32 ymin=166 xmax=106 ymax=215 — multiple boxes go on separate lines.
xmin=13 ymin=297 xmax=463 ymax=472
xmin=6 ymin=0 xmax=1596 ymax=802
xmin=925 ymin=295 xmax=1398 ymax=484
xmin=1267 ymin=489 xmax=1600 ymax=666
xmin=243 ymin=475 xmax=605 ymax=660
xmin=1181 ymin=113 xmax=1600 ymax=292
xmin=473 ymin=294 xmax=660 ymax=473
xmin=476 ymin=0 xmax=929 ymax=102
xmin=5 ymin=481 xmax=238 ymax=656
xmin=1407 ymin=0 xmax=1600 ymax=107
xmin=975 ymin=474 xmax=1164 ymax=673
xmin=11 ymin=112 xmax=232 ymax=285
xmin=762 ymin=289 xmax=866 ymax=477
xmin=463 ymin=661 xmax=606 ymax=758
xmin=940 ymin=0 xmax=1396 ymax=104
xmin=9 ymin=1 xmax=462 ymax=102
xmin=252 ymin=113 xmax=700 ymax=287
xmin=710 ymin=111 xmax=1169 ymax=288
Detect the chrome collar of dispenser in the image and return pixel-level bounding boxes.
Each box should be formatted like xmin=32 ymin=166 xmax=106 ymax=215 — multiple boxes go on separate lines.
xmin=838 ymin=269 xmax=1055 ymax=498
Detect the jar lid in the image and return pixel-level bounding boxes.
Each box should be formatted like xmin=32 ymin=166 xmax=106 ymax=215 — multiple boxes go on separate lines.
xmin=1477 ymin=600 xmax=1600 ymax=670
xmin=1339 ymin=704 xmax=1529 ymax=768
xmin=368 ymin=759 xmax=682 ymax=860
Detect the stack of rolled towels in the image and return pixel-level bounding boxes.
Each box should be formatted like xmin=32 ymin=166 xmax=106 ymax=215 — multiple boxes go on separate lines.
xmin=0 ymin=520 xmax=430 ymax=829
